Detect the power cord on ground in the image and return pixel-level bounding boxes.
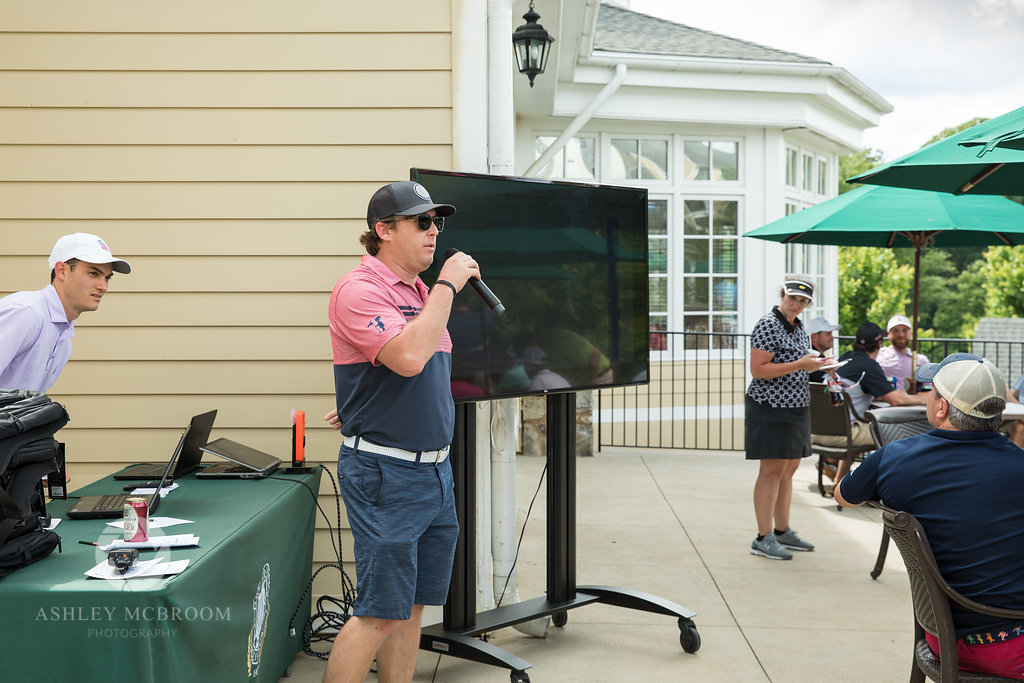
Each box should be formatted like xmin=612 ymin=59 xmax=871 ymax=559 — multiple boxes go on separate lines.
xmin=285 ymin=464 xmax=357 ymax=660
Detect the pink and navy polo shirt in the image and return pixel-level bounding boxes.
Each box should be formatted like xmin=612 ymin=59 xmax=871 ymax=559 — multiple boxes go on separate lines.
xmin=329 ymin=255 xmax=454 ymax=452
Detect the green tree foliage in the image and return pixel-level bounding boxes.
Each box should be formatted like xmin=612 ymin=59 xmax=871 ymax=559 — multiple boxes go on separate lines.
xmin=837 ymin=247 xmax=913 ymax=334
xmin=838 ymin=148 xmax=883 ymax=194
xmin=921 ymin=118 xmax=988 ymax=148
xmin=982 ymin=246 xmax=1024 ymax=318
xmin=916 ymin=251 xmax=987 ymax=338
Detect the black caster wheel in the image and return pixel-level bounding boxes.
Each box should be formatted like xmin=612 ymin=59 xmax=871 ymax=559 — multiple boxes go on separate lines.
xmin=511 ymin=670 xmax=530 ymax=683
xmin=678 ymin=617 xmax=701 ymax=653
xmin=551 ymin=611 xmax=568 ymax=627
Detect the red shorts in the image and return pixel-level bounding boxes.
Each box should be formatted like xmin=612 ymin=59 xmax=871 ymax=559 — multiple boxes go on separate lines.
xmin=926 ymin=632 xmax=1024 ymax=679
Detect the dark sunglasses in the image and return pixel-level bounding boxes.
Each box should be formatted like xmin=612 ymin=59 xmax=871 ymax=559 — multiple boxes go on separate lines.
xmin=407 ymin=214 xmax=445 ymax=232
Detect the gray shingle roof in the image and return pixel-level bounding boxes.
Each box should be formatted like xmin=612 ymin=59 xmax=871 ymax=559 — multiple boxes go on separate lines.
xmin=594 ymin=3 xmax=830 ymax=65
xmin=972 ymin=318 xmax=1024 ymax=383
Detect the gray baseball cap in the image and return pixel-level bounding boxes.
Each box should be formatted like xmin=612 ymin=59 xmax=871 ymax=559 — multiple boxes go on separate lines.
xmin=806 ymin=317 xmax=839 ymax=335
xmin=366 ymin=181 xmax=456 ymax=228
xmin=916 ymin=353 xmax=1006 ymax=418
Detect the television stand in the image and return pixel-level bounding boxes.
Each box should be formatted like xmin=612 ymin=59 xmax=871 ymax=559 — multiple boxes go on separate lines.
xmin=419 ymin=394 xmax=700 ymax=681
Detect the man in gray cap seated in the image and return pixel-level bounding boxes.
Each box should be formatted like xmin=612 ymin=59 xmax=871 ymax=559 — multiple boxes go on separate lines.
xmin=0 ymin=232 xmax=132 ymax=392
xmin=836 ymin=353 xmax=1024 ymax=678
xmin=806 ymin=316 xmax=839 ymax=383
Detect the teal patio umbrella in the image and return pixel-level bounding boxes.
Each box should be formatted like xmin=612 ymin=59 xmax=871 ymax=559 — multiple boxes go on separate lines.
xmin=849 ymin=106 xmax=1024 ymax=195
xmin=746 ymin=184 xmax=1024 ymax=381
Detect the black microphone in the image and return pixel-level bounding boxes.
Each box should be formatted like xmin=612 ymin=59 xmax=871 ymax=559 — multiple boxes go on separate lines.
xmin=443 ymin=248 xmax=505 ymax=315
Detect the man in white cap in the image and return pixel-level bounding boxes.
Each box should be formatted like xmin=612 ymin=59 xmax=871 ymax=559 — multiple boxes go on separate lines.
xmin=0 ymin=233 xmax=131 ymax=392
xmin=877 ymin=314 xmax=929 ymax=392
xmin=836 ymin=353 xmax=1024 ymax=678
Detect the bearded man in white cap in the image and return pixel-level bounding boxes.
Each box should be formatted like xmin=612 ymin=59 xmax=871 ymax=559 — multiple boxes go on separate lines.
xmin=877 ymin=314 xmax=929 ymax=392
xmin=836 ymin=353 xmax=1024 ymax=678
xmin=0 ymin=233 xmax=131 ymax=392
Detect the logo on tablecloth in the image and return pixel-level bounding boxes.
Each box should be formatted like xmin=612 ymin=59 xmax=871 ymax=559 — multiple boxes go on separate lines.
xmin=248 ymin=563 xmax=271 ymax=678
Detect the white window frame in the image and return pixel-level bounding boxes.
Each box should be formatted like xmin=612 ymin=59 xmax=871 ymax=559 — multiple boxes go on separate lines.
xmin=605 ymin=134 xmax=672 ymax=184
xmin=531 ymin=133 xmax=599 ymax=180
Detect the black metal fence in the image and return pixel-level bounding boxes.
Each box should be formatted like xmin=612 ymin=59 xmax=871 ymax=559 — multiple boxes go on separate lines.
xmin=595 ymin=331 xmax=1024 ymax=452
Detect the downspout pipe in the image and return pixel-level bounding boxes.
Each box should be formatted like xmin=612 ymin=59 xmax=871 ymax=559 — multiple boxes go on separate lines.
xmin=488 ymin=0 xmax=515 ymax=175
xmin=523 ymin=63 xmax=627 ymax=178
xmin=487 ymin=0 xmax=548 ymax=638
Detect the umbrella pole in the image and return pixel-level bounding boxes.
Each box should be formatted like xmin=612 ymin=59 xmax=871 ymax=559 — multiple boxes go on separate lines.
xmin=910 ymin=244 xmax=921 ymax=393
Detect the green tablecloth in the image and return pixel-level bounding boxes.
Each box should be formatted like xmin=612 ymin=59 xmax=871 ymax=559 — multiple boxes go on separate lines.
xmin=0 ymin=467 xmax=321 ymax=682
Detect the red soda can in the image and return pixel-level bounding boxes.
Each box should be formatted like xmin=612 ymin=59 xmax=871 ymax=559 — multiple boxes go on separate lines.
xmin=123 ymin=497 xmax=149 ymax=542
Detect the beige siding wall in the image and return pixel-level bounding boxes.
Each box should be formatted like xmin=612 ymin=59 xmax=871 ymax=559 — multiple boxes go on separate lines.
xmin=0 ymin=0 xmax=455 ymax=586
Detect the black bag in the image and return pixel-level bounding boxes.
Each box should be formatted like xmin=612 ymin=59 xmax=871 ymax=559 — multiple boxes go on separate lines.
xmin=0 ymin=389 xmax=69 ymax=578
xmin=0 ymin=518 xmax=61 ymax=579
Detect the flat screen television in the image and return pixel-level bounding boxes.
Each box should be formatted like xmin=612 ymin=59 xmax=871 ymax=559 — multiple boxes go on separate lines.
xmin=412 ymin=168 xmax=650 ymax=401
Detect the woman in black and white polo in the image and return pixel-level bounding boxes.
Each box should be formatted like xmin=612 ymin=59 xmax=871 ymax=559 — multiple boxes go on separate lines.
xmin=745 ymin=279 xmax=826 ymax=560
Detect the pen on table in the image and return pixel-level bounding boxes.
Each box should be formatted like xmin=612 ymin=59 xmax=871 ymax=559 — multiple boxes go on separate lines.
xmin=78 ymin=540 xmax=98 ymax=547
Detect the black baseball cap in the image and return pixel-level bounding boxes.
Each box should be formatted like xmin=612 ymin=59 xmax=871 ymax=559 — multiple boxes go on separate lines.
xmin=854 ymin=322 xmax=884 ymax=345
xmin=366 ymin=181 xmax=456 ymax=228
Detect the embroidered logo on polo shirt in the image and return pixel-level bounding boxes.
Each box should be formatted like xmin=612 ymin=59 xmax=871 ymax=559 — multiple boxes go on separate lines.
xmin=367 ymin=316 xmax=385 ymax=334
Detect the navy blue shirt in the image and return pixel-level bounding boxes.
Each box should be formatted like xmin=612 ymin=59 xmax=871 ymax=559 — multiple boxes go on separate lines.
xmin=840 ymin=428 xmax=1024 ymax=637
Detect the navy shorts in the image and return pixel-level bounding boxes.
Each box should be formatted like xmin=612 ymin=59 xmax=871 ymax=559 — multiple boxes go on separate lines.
xmin=337 ymin=444 xmax=459 ymax=620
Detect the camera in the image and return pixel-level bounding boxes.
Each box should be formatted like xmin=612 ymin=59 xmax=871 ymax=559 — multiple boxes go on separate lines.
xmin=107 ymin=548 xmax=139 ymax=574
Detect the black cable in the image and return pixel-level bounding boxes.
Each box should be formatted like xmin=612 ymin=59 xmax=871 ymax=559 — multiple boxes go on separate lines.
xmin=496 ymin=462 xmax=548 ymax=608
xmin=283 ymin=464 xmax=357 ymax=659
xmin=267 ymin=466 xmax=344 ymax=566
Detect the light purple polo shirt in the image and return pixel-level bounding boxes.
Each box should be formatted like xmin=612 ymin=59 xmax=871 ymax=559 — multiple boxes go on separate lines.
xmin=0 ymin=285 xmax=74 ymax=392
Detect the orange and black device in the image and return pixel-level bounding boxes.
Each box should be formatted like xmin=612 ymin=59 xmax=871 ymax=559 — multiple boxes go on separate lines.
xmin=286 ymin=410 xmax=312 ymax=473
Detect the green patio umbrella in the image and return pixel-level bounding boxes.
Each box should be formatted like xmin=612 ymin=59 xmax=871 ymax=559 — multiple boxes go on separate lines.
xmin=849 ymin=105 xmax=1024 ymax=195
xmin=746 ymin=184 xmax=1024 ymax=383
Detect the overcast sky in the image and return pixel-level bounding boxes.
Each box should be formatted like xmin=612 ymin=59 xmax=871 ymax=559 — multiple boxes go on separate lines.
xmin=623 ymin=0 xmax=1024 ymax=161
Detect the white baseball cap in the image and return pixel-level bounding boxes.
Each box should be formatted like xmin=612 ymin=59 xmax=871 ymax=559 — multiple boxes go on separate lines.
xmin=886 ymin=314 xmax=912 ymax=332
xmin=48 ymin=233 xmax=131 ymax=274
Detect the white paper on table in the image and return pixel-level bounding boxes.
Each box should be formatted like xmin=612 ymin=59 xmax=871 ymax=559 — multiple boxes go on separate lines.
xmin=84 ymin=556 xmax=190 ymax=580
xmin=128 ymin=482 xmax=179 ymax=497
xmin=106 ymin=516 xmax=194 ymax=530
xmin=99 ymin=534 xmax=200 ymax=552
xmin=44 ymin=518 xmax=61 ymax=531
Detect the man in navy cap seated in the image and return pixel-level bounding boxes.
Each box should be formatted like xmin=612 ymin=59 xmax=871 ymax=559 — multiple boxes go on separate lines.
xmin=812 ymin=321 xmax=927 ymax=484
xmin=836 ymin=353 xmax=1024 ymax=678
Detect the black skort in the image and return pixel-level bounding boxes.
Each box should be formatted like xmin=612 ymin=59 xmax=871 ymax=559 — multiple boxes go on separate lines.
xmin=744 ymin=395 xmax=811 ymax=460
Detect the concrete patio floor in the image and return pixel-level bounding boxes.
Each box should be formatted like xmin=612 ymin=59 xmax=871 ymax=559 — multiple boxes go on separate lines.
xmin=280 ymin=447 xmax=913 ymax=682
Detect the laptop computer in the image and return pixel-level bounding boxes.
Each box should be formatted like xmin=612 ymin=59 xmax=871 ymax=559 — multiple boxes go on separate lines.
xmin=113 ymin=410 xmax=217 ymax=480
xmin=67 ymin=419 xmax=191 ymax=519
xmin=194 ymin=438 xmax=281 ymax=479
